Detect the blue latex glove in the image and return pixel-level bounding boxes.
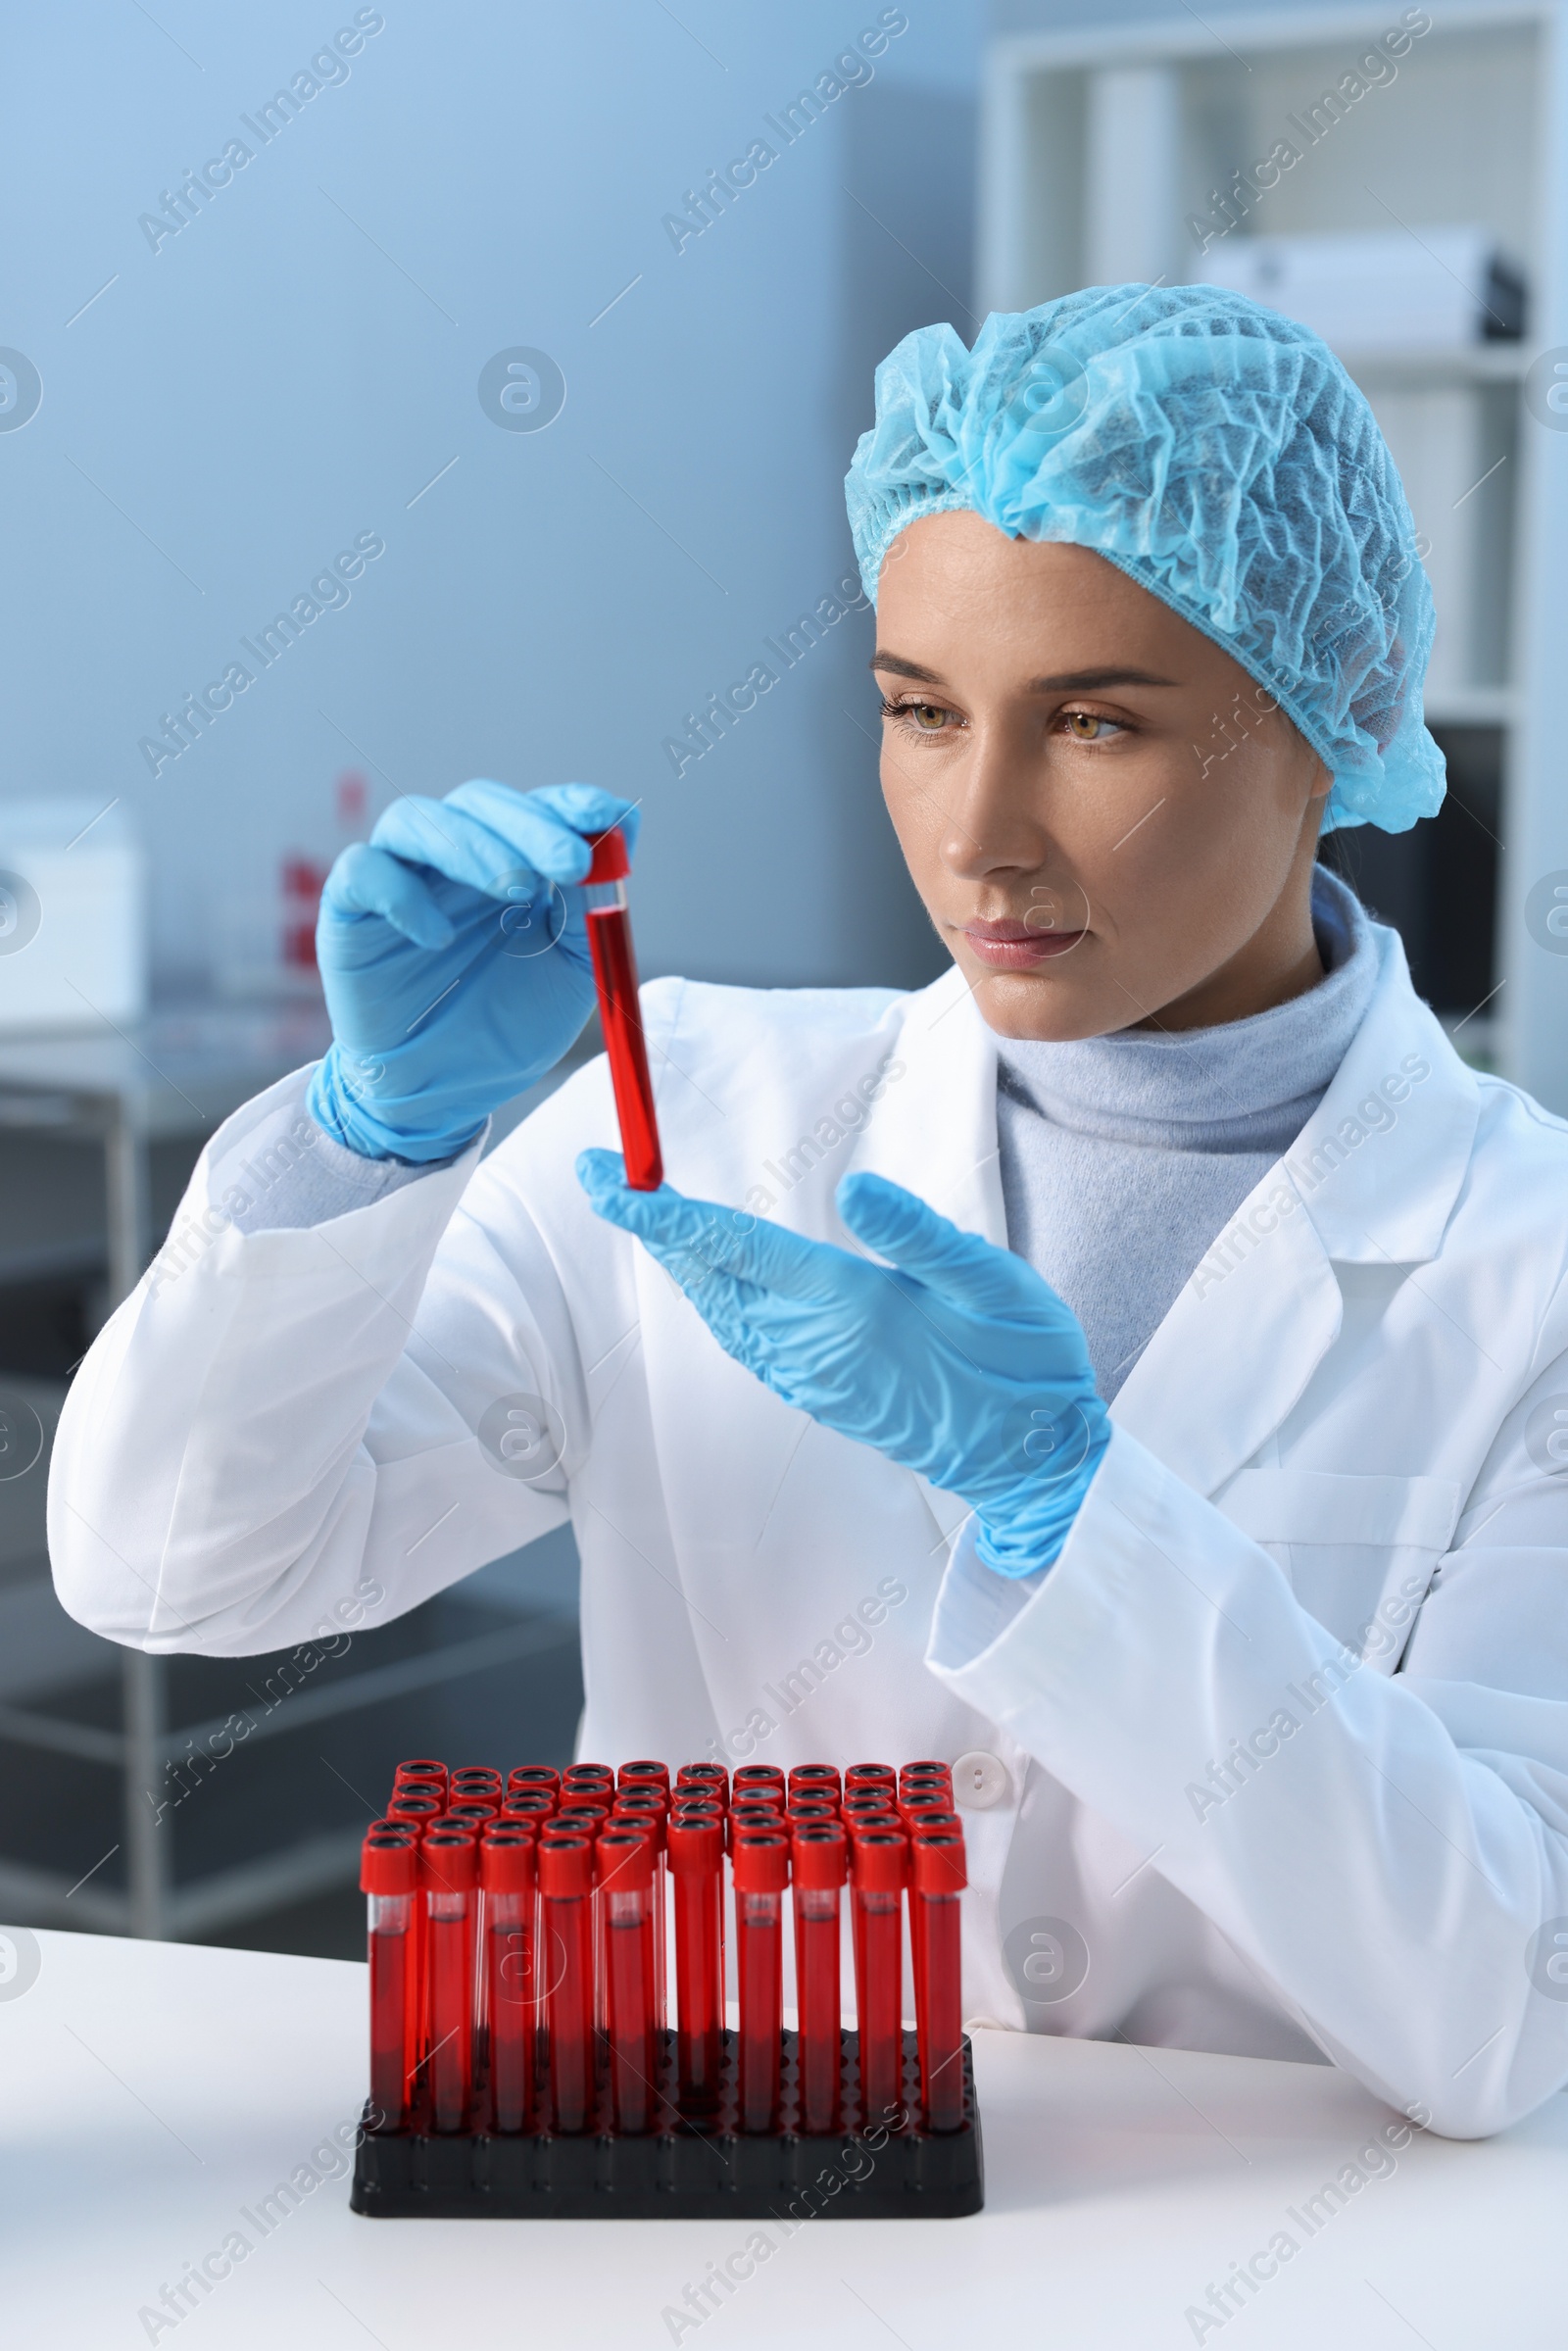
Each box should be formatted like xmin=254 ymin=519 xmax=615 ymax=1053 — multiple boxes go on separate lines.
xmin=307 ymin=780 xmax=640 ymax=1162
xmin=577 ymin=1155 xmax=1111 ymax=1576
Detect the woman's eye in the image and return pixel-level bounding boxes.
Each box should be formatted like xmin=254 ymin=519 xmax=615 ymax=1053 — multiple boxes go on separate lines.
xmin=881 ymin=697 xmax=956 ymax=733
xmin=1062 ymin=710 xmax=1122 ymax=743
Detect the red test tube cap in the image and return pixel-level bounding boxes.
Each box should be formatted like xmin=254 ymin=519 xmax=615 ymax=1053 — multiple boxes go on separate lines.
xmin=420 ymin=1830 xmax=477 ymax=1890
xmin=846 ymin=1763 xmax=896 ymax=1790
xmin=910 ymin=1811 xmax=963 ymax=1839
xmin=360 ymin=1831 xmax=416 ymax=1895
xmin=732 ymin=1831 xmax=790 ymax=1893
xmin=612 ymin=1807 xmax=665 ymax=1855
xmin=913 ymin=1832 xmax=967 ymax=1894
xmin=851 ymin=1830 xmax=909 ymax=1892
xmin=617 ymin=1760 xmax=670 ymax=1790
xmin=539 ymin=1835 xmax=594 ymax=1898
xmin=585 ymin=827 xmax=630 ymax=883
xmin=480 ymin=1828 xmax=538 ymax=1894
xmin=596 ymin=1829 xmax=655 ymax=1890
xmin=791 ymin=1824 xmax=848 ymax=1888
xmin=666 ymin=1816 xmax=722 ymax=1874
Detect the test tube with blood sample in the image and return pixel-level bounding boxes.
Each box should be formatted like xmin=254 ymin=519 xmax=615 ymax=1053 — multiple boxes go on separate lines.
xmin=582 ymin=827 xmax=663 ymax=1191
xmin=481 ymin=1825 xmax=537 ymax=2132
xmin=363 ymin=1827 xmax=417 ymax=2130
xmin=791 ymin=1823 xmax=847 ymax=2134
xmin=667 ymin=1813 xmax=723 ymax=2112
xmin=911 ymin=1828 xmax=966 ymax=2131
xmin=612 ymin=1790 xmax=669 ymax=2026
xmin=598 ymin=1829 xmax=658 ymax=2132
xmin=421 ymin=1828 xmax=478 ymax=2133
xmin=732 ymin=1830 xmax=789 ymax=2133
xmin=540 ymin=1835 xmax=595 ymax=2131
xmin=851 ymin=1827 xmax=908 ymax=2133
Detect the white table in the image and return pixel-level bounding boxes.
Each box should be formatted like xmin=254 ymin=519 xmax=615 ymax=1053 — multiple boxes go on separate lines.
xmin=6 ymin=1931 xmax=1568 ymax=2349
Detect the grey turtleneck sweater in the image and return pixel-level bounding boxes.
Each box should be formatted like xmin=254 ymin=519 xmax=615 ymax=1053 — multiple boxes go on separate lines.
xmin=994 ymin=868 xmax=1377 ymax=1401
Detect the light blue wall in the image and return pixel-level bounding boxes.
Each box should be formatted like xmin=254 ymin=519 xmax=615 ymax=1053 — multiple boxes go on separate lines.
xmin=3 ymin=1 xmax=982 ymax=996
xmin=989 ymin=0 xmax=1377 ymax=32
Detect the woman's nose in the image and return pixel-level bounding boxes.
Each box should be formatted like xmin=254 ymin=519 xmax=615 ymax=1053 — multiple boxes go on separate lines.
xmin=937 ymin=723 xmax=1054 ymax=881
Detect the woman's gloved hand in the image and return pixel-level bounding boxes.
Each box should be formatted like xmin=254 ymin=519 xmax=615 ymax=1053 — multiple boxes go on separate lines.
xmin=578 ymin=1155 xmax=1110 ymax=1576
xmin=308 ymin=781 xmax=640 ymax=1162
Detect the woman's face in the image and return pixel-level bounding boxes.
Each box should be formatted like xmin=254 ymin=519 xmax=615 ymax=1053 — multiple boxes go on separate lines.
xmin=873 ymin=511 xmax=1333 ymax=1039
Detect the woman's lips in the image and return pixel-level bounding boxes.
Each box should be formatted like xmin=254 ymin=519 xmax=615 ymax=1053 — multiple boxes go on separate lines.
xmin=961 ymin=919 xmax=1087 ymax=968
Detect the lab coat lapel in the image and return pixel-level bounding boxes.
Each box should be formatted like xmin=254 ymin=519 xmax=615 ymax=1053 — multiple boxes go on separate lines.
xmin=847 ymin=963 xmax=1007 ymax=1247
xmin=845 ymin=964 xmax=1004 ymax=1548
xmin=1113 ymin=922 xmax=1481 ymax=1497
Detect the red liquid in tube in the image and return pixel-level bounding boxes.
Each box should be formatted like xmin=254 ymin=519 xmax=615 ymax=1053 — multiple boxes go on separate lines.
xmin=668 ymin=1814 xmax=723 ymax=2111
xmin=362 ymin=1829 xmax=416 ymax=2129
xmin=733 ymin=1831 xmax=788 ymax=2133
xmin=913 ymin=1831 xmax=966 ymax=2132
xmin=540 ymin=1837 xmax=595 ymax=2132
xmin=421 ymin=1830 xmax=477 ymax=2133
xmin=853 ymin=1829 xmax=907 ymax=2133
xmin=584 ymin=828 xmax=662 ymax=1191
xmin=481 ymin=1827 xmax=537 ymax=2133
xmin=599 ymin=1831 xmax=657 ymax=2133
xmin=792 ymin=1824 xmax=847 ymax=2135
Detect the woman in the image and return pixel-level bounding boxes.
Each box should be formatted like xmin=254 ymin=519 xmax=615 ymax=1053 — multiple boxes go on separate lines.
xmin=52 ymin=286 xmax=1568 ymax=2135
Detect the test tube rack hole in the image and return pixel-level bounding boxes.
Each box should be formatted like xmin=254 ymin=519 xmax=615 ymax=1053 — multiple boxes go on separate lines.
xmin=354 ymin=1756 xmax=983 ymax=2221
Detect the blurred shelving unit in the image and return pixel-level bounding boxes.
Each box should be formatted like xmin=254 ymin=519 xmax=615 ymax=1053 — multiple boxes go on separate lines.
xmin=979 ymin=1 xmax=1568 ymax=1105
xmin=0 ymin=1007 xmax=588 ymax=1943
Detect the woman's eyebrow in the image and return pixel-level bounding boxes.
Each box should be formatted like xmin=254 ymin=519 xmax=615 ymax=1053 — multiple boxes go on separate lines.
xmin=870 ymin=651 xmax=944 ymax=682
xmin=1028 ymin=666 xmax=1179 ymax=692
xmin=871 ymin=652 xmax=1180 ymax=691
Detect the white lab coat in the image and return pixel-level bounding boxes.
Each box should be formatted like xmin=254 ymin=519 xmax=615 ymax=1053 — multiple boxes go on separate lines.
xmin=49 ymin=923 xmax=1568 ymax=2135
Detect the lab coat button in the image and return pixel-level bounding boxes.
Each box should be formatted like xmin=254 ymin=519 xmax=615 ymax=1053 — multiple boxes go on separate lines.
xmin=953 ymin=1750 xmax=1010 ymax=1809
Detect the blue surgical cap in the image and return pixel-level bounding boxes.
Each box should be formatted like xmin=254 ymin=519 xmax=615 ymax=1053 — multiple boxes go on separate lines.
xmin=845 ymin=284 xmax=1445 ymax=833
